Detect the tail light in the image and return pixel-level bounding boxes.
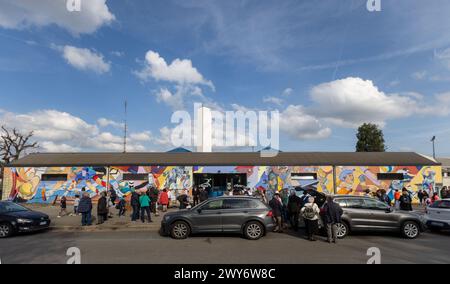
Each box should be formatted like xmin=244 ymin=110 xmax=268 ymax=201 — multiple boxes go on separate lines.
xmin=266 ymin=210 xmax=273 ymax=217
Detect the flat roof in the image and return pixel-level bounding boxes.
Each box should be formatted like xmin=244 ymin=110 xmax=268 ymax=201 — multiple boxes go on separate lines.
xmin=8 ymin=152 xmax=440 ymax=167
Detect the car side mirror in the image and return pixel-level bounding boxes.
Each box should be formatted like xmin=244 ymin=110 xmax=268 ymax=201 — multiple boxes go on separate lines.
xmin=385 ymin=207 xmax=393 ymax=213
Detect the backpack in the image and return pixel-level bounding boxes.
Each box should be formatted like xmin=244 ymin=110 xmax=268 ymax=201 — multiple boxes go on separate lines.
xmin=303 ymin=205 xmax=316 ymax=219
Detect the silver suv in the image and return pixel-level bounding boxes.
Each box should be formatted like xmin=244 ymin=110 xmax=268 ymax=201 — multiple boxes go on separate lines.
xmin=160 ymin=196 xmax=275 ymax=240
xmin=324 ymin=196 xmax=425 ymax=239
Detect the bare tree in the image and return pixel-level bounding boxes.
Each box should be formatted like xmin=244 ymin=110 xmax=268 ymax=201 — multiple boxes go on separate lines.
xmin=0 ymin=126 xmax=39 ymax=165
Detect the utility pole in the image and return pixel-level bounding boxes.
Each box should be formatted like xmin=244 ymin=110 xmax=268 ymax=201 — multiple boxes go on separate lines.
xmin=431 ymin=136 xmax=436 ymax=159
xmin=123 ymin=100 xmax=127 ymax=153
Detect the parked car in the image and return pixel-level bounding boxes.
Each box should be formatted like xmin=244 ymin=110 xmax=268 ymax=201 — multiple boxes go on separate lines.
xmin=294 ymin=187 xmax=327 ymax=207
xmin=0 ymin=201 xmax=51 ymax=238
xmin=161 ymin=196 xmax=275 ymax=240
xmin=320 ymin=196 xmax=425 ymax=239
xmin=425 ymin=199 xmax=450 ymax=231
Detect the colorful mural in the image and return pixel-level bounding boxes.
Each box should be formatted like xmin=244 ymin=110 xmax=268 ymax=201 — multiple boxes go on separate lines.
xmin=1 ymin=165 xmax=442 ymax=204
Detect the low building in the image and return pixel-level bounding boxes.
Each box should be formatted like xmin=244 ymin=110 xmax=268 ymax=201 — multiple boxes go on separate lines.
xmin=1 ymin=152 xmax=442 ymax=204
xmin=437 ymin=158 xmax=450 ymax=187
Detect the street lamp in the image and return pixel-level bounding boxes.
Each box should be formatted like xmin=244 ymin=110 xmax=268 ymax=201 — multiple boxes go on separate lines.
xmin=431 ymin=136 xmax=436 ymax=159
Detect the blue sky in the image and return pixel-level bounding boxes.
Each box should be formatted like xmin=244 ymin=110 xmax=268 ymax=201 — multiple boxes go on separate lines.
xmin=1 ymin=0 xmax=450 ymax=156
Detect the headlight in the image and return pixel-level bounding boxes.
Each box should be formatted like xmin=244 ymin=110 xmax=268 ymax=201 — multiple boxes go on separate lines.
xmin=16 ymin=218 xmax=33 ymax=224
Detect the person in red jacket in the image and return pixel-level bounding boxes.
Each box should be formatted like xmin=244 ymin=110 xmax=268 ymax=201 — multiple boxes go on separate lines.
xmin=159 ymin=188 xmax=169 ymax=212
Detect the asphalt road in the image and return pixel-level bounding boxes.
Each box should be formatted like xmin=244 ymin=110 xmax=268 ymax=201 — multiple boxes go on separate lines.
xmin=0 ymin=229 xmax=449 ymax=264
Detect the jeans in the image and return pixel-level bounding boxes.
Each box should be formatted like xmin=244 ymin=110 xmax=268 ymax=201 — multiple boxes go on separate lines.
xmin=273 ymin=216 xmax=283 ymax=232
xmin=81 ymin=211 xmax=91 ymax=226
xmin=97 ymin=213 xmax=108 ymax=224
xmin=118 ymin=207 xmax=126 ymax=216
xmin=131 ymin=204 xmax=140 ymax=221
xmin=141 ymin=206 xmax=152 ymax=222
xmin=289 ymin=211 xmax=299 ymax=230
xmin=326 ymin=223 xmax=337 ymax=242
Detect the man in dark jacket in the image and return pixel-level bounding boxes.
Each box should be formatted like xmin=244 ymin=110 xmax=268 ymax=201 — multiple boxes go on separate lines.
xmin=399 ymin=188 xmax=413 ymax=211
xmin=287 ymin=190 xmax=302 ymax=231
xmin=97 ymin=192 xmax=108 ymax=224
xmin=199 ymin=188 xmax=209 ymax=202
xmin=269 ymin=192 xmax=284 ymax=233
xmin=78 ymin=192 xmax=92 ymax=226
xmin=130 ymin=190 xmax=140 ymax=221
xmin=323 ymin=195 xmax=344 ymax=243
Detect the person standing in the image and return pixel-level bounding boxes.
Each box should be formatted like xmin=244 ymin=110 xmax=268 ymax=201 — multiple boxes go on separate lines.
xmin=97 ymin=192 xmax=109 ymax=224
xmin=269 ymin=192 xmax=284 ymax=233
xmin=149 ymin=187 xmax=159 ymax=216
xmin=130 ymin=190 xmax=140 ymax=222
xmin=192 ymin=186 xmax=200 ymax=206
xmin=139 ymin=192 xmax=152 ymax=223
xmin=117 ymin=197 xmax=126 ymax=217
xmin=399 ymin=188 xmax=413 ymax=211
xmin=73 ymin=194 xmax=80 ymax=216
xmin=394 ymin=189 xmax=401 ymax=209
xmin=379 ymin=189 xmax=391 ymax=205
xmin=109 ymin=187 xmax=117 ymax=207
xmin=199 ymin=188 xmax=209 ymax=203
xmin=417 ymin=189 xmax=425 ymax=205
xmin=78 ymin=192 xmax=92 ymax=226
xmin=178 ymin=190 xmax=189 ymax=209
xmin=301 ymin=196 xmax=320 ymax=241
xmin=57 ymin=196 xmax=68 ymax=218
xmin=287 ymin=190 xmax=301 ymax=231
xmin=159 ymin=188 xmax=169 ymax=212
xmin=323 ymin=195 xmax=343 ymax=243
xmin=431 ymin=192 xmax=440 ymax=203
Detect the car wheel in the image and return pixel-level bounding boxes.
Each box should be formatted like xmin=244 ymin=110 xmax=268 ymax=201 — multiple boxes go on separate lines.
xmin=244 ymin=221 xmax=264 ymax=240
xmin=402 ymin=221 xmax=420 ymax=239
xmin=170 ymin=221 xmax=190 ymax=239
xmin=0 ymin=222 xmax=13 ymax=238
xmin=336 ymin=222 xmax=349 ymax=239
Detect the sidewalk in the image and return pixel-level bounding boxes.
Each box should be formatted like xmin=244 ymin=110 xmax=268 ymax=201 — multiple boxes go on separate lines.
xmin=25 ymin=204 xmax=172 ymax=232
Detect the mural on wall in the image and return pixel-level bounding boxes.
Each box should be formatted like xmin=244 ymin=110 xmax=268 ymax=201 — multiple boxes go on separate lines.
xmin=1 ymin=165 xmax=441 ymax=204
xmin=2 ymin=166 xmax=192 ymax=204
xmin=335 ymin=166 xmax=442 ymax=202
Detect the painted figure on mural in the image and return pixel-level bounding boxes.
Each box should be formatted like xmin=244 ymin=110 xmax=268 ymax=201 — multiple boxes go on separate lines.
xmin=421 ymin=167 xmax=436 ymax=195
xmin=337 ymin=169 xmax=354 ymax=195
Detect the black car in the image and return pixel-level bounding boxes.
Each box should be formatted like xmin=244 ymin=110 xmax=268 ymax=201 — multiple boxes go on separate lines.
xmin=0 ymin=201 xmax=51 ymax=238
xmin=161 ymin=196 xmax=275 ymax=240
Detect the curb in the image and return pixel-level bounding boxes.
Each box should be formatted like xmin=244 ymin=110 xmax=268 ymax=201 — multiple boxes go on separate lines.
xmin=48 ymin=225 xmax=161 ymax=233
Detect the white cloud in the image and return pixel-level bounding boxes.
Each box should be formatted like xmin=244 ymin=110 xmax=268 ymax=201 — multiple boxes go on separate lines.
xmin=263 ymin=96 xmax=284 ymax=106
xmin=97 ymin=118 xmax=123 ymax=129
xmin=155 ymin=88 xmax=185 ymax=110
xmin=412 ymin=71 xmax=428 ymax=80
xmin=280 ymin=105 xmax=331 ymax=140
xmin=110 ymin=51 xmax=124 ymax=57
xmin=0 ymin=109 xmax=147 ymax=152
xmin=135 ymin=50 xmax=214 ymax=89
xmin=281 ymin=88 xmax=293 ymax=96
xmin=130 ymin=131 xmax=152 ymax=142
xmin=0 ymin=0 xmax=115 ymax=35
xmin=435 ymin=47 xmax=450 ymax=70
xmin=309 ymin=77 xmax=419 ymax=127
xmin=56 ymin=45 xmax=111 ymax=74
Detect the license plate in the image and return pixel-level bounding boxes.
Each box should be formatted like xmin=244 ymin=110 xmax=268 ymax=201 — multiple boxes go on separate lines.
xmin=431 ymin=222 xmax=444 ymax=227
xmin=40 ymin=221 xmax=47 ymax=225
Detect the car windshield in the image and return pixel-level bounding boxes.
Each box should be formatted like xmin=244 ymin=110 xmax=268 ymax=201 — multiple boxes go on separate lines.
xmin=0 ymin=202 xmax=29 ymax=214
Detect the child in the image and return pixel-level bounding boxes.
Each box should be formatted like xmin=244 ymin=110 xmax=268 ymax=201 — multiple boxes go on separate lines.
xmin=73 ymin=195 xmax=80 ymax=216
xmin=57 ymin=196 xmax=67 ymax=218
xmin=117 ymin=197 xmax=126 ymax=217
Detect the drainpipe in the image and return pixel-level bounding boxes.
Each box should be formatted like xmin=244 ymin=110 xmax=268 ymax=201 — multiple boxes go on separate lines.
xmin=332 ymin=165 xmax=337 ymax=195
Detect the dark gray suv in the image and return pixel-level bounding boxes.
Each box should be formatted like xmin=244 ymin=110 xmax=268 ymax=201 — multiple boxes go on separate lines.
xmin=325 ymin=196 xmax=425 ymax=239
xmin=160 ymin=196 xmax=275 ymax=240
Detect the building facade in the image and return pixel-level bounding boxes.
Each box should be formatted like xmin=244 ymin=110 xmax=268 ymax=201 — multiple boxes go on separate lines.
xmin=1 ymin=152 xmax=442 ymax=205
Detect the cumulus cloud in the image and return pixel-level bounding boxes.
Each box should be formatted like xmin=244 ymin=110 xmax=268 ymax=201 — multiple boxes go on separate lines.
xmin=309 ymin=77 xmax=420 ymax=127
xmin=97 ymin=118 xmax=123 ymax=129
xmin=0 ymin=0 xmax=115 ymax=35
xmin=130 ymin=131 xmax=152 ymax=142
xmin=0 ymin=109 xmax=147 ymax=152
xmin=135 ymin=50 xmax=214 ymax=89
xmin=55 ymin=45 xmax=111 ymax=74
xmin=280 ymin=105 xmax=331 ymax=140
xmin=281 ymin=88 xmax=293 ymax=96
xmin=435 ymin=47 xmax=450 ymax=70
xmin=263 ymin=96 xmax=284 ymax=106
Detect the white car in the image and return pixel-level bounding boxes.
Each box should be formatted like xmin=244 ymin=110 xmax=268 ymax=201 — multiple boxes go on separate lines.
xmin=425 ymin=199 xmax=450 ymax=231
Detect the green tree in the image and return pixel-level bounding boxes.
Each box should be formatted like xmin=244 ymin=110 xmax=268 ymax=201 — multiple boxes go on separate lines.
xmin=355 ymin=123 xmax=386 ymax=152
